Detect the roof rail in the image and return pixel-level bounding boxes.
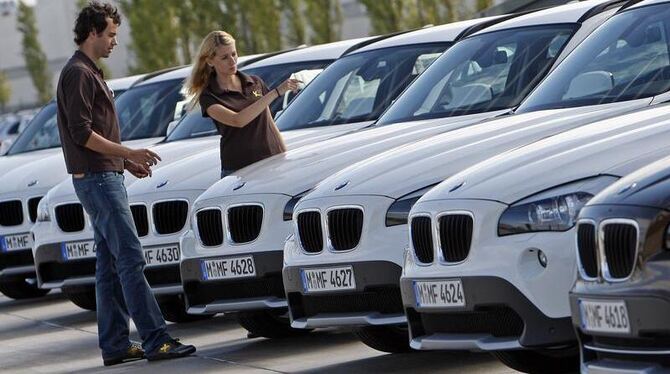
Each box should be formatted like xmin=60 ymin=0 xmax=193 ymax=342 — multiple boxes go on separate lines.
xmin=578 ymin=0 xmax=630 ymax=22
xmin=239 ymin=44 xmax=309 ymax=68
xmin=128 ymin=65 xmax=187 ymax=88
xmin=340 ymin=28 xmax=420 ymax=57
xmin=618 ymin=0 xmax=647 ymax=12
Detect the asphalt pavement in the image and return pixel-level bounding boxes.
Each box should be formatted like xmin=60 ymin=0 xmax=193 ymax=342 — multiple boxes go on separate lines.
xmin=0 ymin=291 xmax=519 ymax=373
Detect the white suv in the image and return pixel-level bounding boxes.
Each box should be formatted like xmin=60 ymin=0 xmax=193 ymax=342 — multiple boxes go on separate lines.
xmin=178 ymin=4 xmax=597 ymax=339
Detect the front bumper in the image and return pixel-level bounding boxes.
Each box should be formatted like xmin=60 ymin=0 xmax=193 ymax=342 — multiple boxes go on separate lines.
xmin=181 ymin=250 xmax=286 ymax=314
xmin=0 ymin=248 xmax=35 ymax=279
xmin=571 ymin=266 xmax=670 ymax=373
xmin=34 ymin=240 xmax=183 ymax=295
xmin=402 ymin=275 xmax=574 ymax=351
xmin=284 ymin=260 xmax=404 ymax=329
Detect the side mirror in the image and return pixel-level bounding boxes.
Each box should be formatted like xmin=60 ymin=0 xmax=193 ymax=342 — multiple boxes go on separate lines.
xmin=563 ymin=71 xmax=614 ymax=100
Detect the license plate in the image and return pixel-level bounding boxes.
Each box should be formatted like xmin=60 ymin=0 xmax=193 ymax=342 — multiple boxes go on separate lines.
xmin=0 ymin=233 xmax=33 ymax=252
xmin=144 ymin=244 xmax=180 ymax=266
xmin=200 ymin=256 xmax=256 ymax=281
xmin=61 ymin=240 xmax=96 ymax=261
xmin=301 ymin=266 xmax=356 ymax=293
xmin=579 ymin=299 xmax=631 ymax=334
xmin=414 ymin=279 xmax=465 ymax=308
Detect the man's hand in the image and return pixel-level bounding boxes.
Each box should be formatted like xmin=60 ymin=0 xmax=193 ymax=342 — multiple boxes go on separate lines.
xmin=124 ymin=159 xmax=152 ymax=178
xmin=126 ymin=148 xmax=161 ymax=167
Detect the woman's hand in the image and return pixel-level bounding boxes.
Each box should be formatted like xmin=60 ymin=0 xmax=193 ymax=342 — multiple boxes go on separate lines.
xmin=277 ymin=78 xmax=302 ymax=96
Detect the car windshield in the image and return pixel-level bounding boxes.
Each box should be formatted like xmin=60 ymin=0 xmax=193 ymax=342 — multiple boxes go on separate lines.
xmin=116 ymin=78 xmax=186 ymax=140
xmin=6 ymin=102 xmax=59 ymax=155
xmin=518 ymin=4 xmax=670 ymax=112
xmin=377 ymin=25 xmax=576 ymax=125
xmin=167 ymin=60 xmax=332 ymax=142
xmin=275 ymin=43 xmax=449 ymax=131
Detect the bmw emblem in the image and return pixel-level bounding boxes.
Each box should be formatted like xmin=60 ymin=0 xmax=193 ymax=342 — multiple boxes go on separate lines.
xmin=335 ymin=180 xmax=349 ymax=191
xmin=618 ymin=182 xmax=637 ymax=195
xmin=233 ymin=182 xmax=246 ymax=191
xmin=27 ymin=180 xmax=38 ymax=187
xmin=156 ymin=180 xmax=169 ymax=189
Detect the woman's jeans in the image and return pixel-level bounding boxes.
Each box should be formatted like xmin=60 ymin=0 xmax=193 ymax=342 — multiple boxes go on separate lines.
xmin=72 ymin=172 xmax=169 ymax=357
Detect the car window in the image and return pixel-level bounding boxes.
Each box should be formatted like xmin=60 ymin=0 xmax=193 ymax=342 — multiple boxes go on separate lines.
xmin=115 ymin=78 xmax=185 ymax=140
xmin=275 ymin=43 xmax=450 ymax=131
xmin=6 ymin=102 xmax=59 ymax=155
xmin=518 ymin=3 xmax=670 ymax=112
xmin=378 ymin=25 xmax=576 ymax=125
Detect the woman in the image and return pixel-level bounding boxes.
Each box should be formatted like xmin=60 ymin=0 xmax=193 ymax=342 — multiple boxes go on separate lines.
xmin=186 ymin=31 xmax=299 ymax=178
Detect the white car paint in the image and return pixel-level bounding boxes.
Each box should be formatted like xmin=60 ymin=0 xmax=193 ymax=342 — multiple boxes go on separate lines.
xmin=402 ymin=102 xmax=670 ymax=352
xmin=179 ymin=0 xmax=614 ymax=315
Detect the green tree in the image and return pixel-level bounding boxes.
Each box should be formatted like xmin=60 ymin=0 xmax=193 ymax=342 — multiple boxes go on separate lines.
xmin=173 ymin=0 xmax=237 ymax=63
xmin=0 ymin=72 xmax=11 ymax=111
xmin=119 ymin=0 xmax=180 ymax=74
xmin=358 ymin=0 xmax=406 ymax=34
xmin=476 ymin=0 xmax=493 ymax=11
xmin=16 ymin=0 xmax=52 ymax=104
xmin=305 ymin=0 xmax=342 ymax=44
xmin=76 ymin=0 xmax=112 ymax=78
xmin=230 ymin=0 xmax=282 ymax=54
xmin=281 ymin=0 xmax=306 ymax=46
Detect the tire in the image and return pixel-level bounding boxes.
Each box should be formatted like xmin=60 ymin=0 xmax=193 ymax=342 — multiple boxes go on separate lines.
xmin=62 ymin=286 xmax=97 ymax=311
xmin=158 ymin=296 xmax=214 ymax=323
xmin=354 ymin=325 xmax=412 ymax=353
xmin=492 ymin=346 xmax=579 ymax=374
xmin=237 ymin=309 xmax=309 ymax=339
xmin=0 ymin=278 xmax=49 ymax=300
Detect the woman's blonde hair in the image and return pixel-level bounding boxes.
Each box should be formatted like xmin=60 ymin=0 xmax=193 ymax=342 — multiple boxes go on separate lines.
xmin=185 ymin=30 xmax=236 ymax=109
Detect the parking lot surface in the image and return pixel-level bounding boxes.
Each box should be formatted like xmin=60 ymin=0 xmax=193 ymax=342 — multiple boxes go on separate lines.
xmin=0 ymin=292 xmax=520 ymax=373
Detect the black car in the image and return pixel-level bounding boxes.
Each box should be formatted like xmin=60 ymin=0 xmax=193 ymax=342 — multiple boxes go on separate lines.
xmin=570 ymin=155 xmax=670 ymax=373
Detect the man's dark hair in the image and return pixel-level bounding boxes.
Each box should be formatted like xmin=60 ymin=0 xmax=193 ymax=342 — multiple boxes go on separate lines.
xmin=73 ymin=1 xmax=121 ymax=45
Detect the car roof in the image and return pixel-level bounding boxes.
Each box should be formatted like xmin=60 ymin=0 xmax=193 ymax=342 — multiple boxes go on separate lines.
xmin=626 ymin=0 xmax=670 ymax=10
xmin=244 ymin=37 xmax=374 ymax=68
xmin=106 ymin=74 xmax=146 ymax=91
xmin=352 ymin=17 xmax=502 ymax=54
xmin=473 ymin=0 xmax=617 ymax=35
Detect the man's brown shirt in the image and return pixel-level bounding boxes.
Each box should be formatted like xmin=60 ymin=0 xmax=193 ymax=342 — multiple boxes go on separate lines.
xmin=200 ymin=71 xmax=286 ymax=171
xmin=57 ymin=50 xmax=123 ymax=174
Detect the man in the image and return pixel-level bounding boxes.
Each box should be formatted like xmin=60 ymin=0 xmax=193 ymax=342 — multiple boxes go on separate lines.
xmin=56 ymin=2 xmax=195 ymax=366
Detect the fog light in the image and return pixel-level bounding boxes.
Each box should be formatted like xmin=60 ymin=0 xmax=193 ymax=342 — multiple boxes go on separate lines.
xmin=538 ymin=250 xmax=548 ymax=268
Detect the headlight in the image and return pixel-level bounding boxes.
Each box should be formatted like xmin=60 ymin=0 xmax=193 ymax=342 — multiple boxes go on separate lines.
xmin=385 ymin=185 xmax=436 ymax=227
xmin=283 ymin=190 xmax=311 ymax=221
xmin=498 ymin=192 xmax=592 ymax=236
xmin=36 ymin=198 xmax=50 ymax=222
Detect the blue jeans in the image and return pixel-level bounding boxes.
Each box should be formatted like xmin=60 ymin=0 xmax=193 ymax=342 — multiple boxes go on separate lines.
xmin=72 ymin=172 xmax=169 ymax=357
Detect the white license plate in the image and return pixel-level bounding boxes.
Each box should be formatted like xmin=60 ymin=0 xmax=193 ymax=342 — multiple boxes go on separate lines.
xmin=414 ymin=279 xmax=465 ymax=308
xmin=201 ymin=256 xmax=256 ymax=281
xmin=61 ymin=240 xmax=96 ymax=261
xmin=144 ymin=245 xmax=180 ymax=266
xmin=0 ymin=233 xmax=33 ymax=252
xmin=301 ymin=266 xmax=356 ymax=293
xmin=579 ymin=299 xmax=631 ymax=334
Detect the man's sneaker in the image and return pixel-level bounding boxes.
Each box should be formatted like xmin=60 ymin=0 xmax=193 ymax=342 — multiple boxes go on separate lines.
xmin=103 ymin=341 xmax=145 ymax=366
xmin=146 ymin=338 xmax=196 ymax=361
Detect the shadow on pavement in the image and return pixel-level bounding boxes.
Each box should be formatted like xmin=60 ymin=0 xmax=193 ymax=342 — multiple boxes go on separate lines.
xmin=0 ymin=291 xmax=66 ymax=310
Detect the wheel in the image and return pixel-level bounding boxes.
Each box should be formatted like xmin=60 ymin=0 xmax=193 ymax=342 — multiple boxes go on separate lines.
xmin=354 ymin=325 xmax=412 ymax=353
xmin=158 ymin=295 xmax=214 ymax=323
xmin=492 ymin=346 xmax=579 ymax=374
xmin=237 ymin=309 xmax=309 ymax=339
xmin=0 ymin=278 xmax=49 ymax=300
xmin=62 ymin=286 xmax=97 ymax=311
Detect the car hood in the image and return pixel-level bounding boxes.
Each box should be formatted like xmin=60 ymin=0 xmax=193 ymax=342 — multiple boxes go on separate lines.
xmin=304 ymin=100 xmax=650 ymax=200
xmin=196 ymin=111 xmax=507 ymax=201
xmin=421 ymin=103 xmax=670 ymax=205
xmin=587 ymin=155 xmax=670 ymax=210
xmin=0 ymin=138 xmax=162 ymax=195
xmin=0 ymin=147 xmax=62 ymax=179
xmin=126 ymin=122 xmax=372 ymax=196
